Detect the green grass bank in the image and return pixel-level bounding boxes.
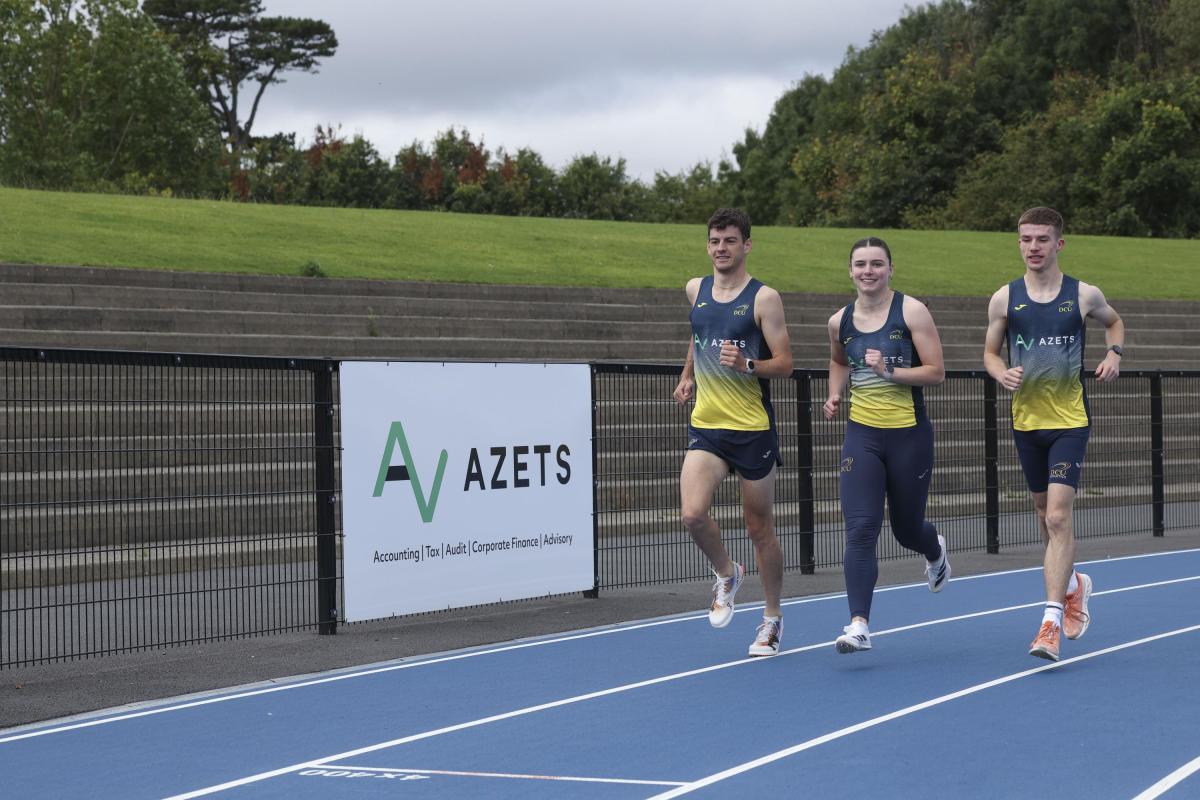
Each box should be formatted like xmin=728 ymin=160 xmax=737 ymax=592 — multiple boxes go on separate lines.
xmin=1 ymin=187 xmax=1194 ymax=299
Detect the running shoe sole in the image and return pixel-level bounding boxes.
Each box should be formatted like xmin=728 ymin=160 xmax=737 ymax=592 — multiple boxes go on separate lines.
xmin=1028 ymin=643 xmax=1061 ymax=662
xmin=835 ymin=635 xmax=871 ymax=654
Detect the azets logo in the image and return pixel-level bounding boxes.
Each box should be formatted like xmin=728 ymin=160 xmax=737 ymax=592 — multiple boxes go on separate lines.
xmin=1014 ymin=333 xmax=1076 ymax=351
xmin=373 ymin=421 xmax=447 ymax=523
xmin=374 ymin=420 xmax=572 ymax=524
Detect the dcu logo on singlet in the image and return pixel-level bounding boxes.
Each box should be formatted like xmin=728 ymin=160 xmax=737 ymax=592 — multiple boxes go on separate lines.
xmin=1058 ymin=300 xmax=1074 ymax=313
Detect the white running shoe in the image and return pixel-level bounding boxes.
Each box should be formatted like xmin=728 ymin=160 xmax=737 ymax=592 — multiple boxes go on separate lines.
xmin=925 ymin=534 xmax=951 ymax=593
xmin=748 ymin=618 xmax=782 ymax=657
xmin=835 ymin=621 xmax=872 ymax=654
xmin=707 ymin=562 xmax=745 ymax=628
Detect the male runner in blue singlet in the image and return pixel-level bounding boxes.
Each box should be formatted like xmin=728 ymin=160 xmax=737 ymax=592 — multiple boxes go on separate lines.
xmin=983 ymin=207 xmax=1125 ymax=662
xmin=673 ymin=208 xmax=794 ymax=657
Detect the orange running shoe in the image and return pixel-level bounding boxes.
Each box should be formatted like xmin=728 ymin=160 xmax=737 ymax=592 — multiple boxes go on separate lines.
xmin=1028 ymin=621 xmax=1061 ymax=662
xmin=1063 ymin=572 xmax=1093 ymax=640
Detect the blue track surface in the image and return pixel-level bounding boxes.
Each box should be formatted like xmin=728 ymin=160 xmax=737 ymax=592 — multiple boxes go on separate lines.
xmin=4 ymin=549 xmax=1199 ymax=799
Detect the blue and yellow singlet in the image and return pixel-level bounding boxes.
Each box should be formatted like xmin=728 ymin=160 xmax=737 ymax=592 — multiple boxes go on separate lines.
xmin=689 ymin=276 xmax=774 ymax=431
xmin=839 ymin=291 xmax=925 ymax=428
xmin=1006 ymin=275 xmax=1089 ymax=431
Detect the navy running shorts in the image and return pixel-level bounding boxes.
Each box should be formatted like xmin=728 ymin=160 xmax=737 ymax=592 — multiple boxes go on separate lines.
xmin=1012 ymin=427 xmax=1090 ymax=492
xmin=687 ymin=425 xmax=781 ymax=481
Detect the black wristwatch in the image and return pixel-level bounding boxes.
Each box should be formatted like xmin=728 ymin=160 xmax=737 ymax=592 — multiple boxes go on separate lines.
xmin=883 ymin=362 xmax=895 ymax=381
xmin=746 ymin=359 xmax=756 ymax=374
xmin=1108 ymin=345 xmax=1123 ymax=357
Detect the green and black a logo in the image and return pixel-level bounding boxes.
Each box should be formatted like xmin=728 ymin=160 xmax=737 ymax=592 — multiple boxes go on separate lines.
xmin=373 ymin=421 xmax=447 ymax=523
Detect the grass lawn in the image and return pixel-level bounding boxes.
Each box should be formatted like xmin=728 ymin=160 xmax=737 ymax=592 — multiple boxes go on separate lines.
xmin=1 ymin=186 xmax=1194 ymax=299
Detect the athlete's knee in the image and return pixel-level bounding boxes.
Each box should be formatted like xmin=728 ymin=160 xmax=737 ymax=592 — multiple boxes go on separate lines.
xmin=743 ymin=512 xmax=776 ymax=544
xmin=680 ymin=508 xmax=712 ymax=531
xmin=1043 ymin=506 xmax=1073 ymax=536
xmin=845 ymin=523 xmax=880 ymax=553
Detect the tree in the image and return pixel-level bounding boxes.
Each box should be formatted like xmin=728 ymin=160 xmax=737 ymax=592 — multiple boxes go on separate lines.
xmin=484 ymin=147 xmax=559 ymax=217
xmin=303 ymin=126 xmax=389 ymax=209
xmin=0 ymin=0 xmax=222 ymax=193
xmin=557 ymin=154 xmax=635 ymax=220
xmin=143 ymin=0 xmax=336 ymax=172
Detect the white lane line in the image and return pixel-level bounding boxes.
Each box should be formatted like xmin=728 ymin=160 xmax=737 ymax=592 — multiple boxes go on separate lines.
xmin=159 ymin=575 xmax=1199 ymax=799
xmin=5 ymin=549 xmax=1197 ymax=744
xmin=313 ymin=765 xmax=686 ymax=786
xmin=1131 ymin=754 xmax=1200 ymax=800
xmin=647 ymin=624 xmax=1200 ymax=799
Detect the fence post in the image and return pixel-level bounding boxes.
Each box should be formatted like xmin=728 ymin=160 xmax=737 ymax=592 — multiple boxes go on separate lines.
xmin=584 ymin=364 xmax=600 ymax=597
xmin=796 ymin=371 xmax=816 ymax=574
xmin=1150 ymin=371 xmax=1165 ymax=537
xmin=983 ymin=375 xmax=1000 ymax=554
xmin=314 ymin=360 xmax=339 ymax=634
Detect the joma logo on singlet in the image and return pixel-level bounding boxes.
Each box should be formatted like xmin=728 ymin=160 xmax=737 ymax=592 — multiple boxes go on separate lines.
xmin=1014 ymin=334 xmax=1077 ymax=350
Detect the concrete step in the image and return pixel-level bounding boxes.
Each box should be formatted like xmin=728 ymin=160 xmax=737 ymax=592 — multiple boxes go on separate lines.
xmin=1 ymin=460 xmax=324 ymax=505
xmin=3 ymin=283 xmax=1197 ymax=333
xmin=6 ymin=307 xmax=1199 ymax=355
xmin=0 ymin=433 xmax=318 ymax=472
xmin=0 ymin=493 xmax=327 ymax=550
xmin=0 ymin=328 xmax=1189 ymax=369
xmin=4 ymin=261 xmax=1198 ymax=313
xmin=0 ymin=403 xmax=320 ymax=437
xmin=1 ymin=534 xmax=329 ymax=590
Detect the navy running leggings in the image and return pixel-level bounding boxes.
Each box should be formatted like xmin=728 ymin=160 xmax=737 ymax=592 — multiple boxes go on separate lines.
xmin=840 ymin=419 xmax=941 ymax=621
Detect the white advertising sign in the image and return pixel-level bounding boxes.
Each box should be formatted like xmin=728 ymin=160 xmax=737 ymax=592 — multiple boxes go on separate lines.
xmin=340 ymin=361 xmax=594 ymax=621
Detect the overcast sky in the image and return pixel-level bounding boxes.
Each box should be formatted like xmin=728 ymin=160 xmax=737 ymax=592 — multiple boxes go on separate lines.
xmin=255 ymin=1 xmax=916 ymax=180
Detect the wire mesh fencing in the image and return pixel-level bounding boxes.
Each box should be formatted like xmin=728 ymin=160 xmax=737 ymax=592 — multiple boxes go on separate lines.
xmin=1 ymin=349 xmax=340 ymax=668
xmin=594 ymin=365 xmax=1200 ymax=590
xmin=3 ymin=349 xmax=1194 ymax=667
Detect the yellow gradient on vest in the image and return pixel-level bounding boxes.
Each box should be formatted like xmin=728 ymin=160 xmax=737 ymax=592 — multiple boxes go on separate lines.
xmin=691 ymin=367 xmax=770 ymax=430
xmin=1012 ymin=374 xmax=1088 ymax=430
xmin=849 ymin=372 xmax=917 ymax=428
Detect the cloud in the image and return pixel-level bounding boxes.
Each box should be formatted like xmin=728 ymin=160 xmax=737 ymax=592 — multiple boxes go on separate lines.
xmin=255 ymin=0 xmax=912 ymax=178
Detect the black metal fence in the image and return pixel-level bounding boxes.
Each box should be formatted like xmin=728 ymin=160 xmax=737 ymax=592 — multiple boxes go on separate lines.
xmin=593 ymin=364 xmax=1200 ymax=588
xmin=0 ymin=348 xmax=340 ymax=668
xmin=2 ymin=348 xmax=1196 ymax=668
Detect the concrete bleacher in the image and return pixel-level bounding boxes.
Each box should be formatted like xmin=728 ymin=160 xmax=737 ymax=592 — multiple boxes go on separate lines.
xmin=1 ymin=262 xmax=1195 ymax=592
xmin=1 ymin=262 xmax=1195 ymax=368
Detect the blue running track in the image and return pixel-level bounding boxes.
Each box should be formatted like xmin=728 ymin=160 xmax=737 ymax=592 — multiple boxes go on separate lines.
xmin=3 ymin=549 xmax=1199 ymax=799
